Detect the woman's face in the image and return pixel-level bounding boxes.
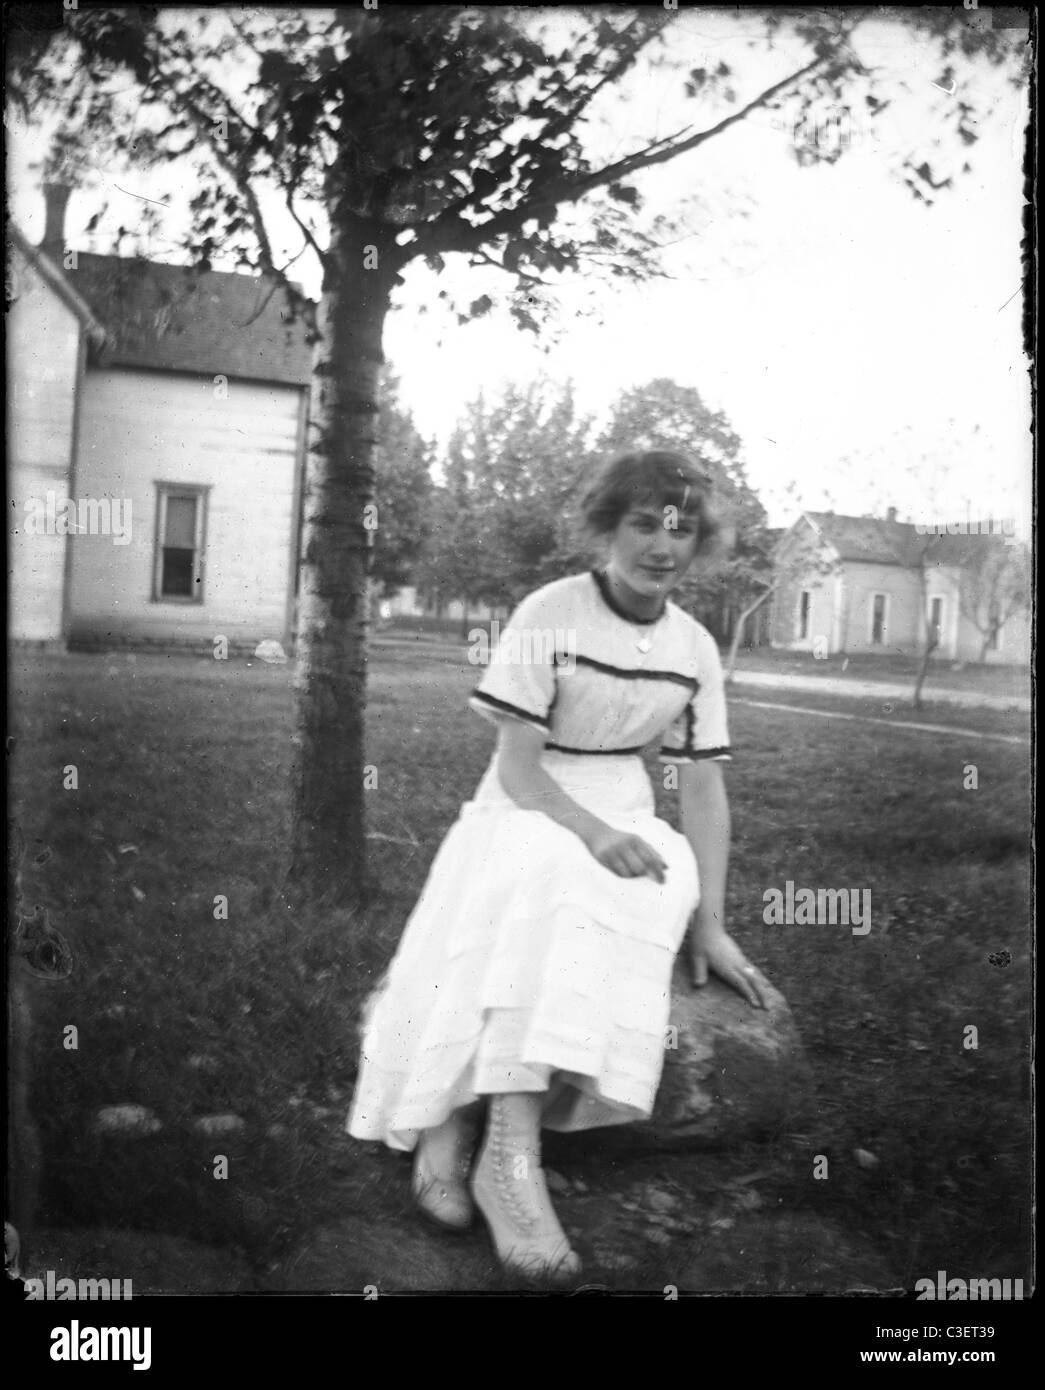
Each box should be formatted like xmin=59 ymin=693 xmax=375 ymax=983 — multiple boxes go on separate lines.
xmin=605 ymin=502 xmax=702 ymax=604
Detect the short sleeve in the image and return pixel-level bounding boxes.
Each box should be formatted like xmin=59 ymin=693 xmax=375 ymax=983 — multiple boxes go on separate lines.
xmin=468 ymin=590 xmax=559 ymax=734
xmin=658 ymin=624 xmax=732 ymax=763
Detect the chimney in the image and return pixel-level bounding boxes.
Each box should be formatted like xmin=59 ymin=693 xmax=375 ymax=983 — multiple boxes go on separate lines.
xmin=41 ymin=182 xmax=73 ymax=256
xmin=886 ymin=506 xmax=898 ymax=523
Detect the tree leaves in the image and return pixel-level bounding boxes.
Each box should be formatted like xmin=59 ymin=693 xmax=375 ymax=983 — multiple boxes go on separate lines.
xmin=607 ymin=183 xmax=640 ymax=206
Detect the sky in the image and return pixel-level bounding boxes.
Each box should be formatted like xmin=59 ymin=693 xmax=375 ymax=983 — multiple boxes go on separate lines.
xmin=8 ymin=5 xmax=1032 ymax=535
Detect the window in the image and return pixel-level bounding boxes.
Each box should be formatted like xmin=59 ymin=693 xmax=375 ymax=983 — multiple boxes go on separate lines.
xmin=797 ymin=590 xmax=811 ymax=641
xmin=870 ymin=592 xmax=887 ymax=645
xmin=154 ymin=484 xmax=208 ymax=602
xmin=928 ymin=596 xmax=944 ymax=649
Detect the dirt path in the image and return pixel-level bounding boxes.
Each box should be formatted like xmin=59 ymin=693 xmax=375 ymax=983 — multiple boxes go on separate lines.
xmin=733 ymin=697 xmax=1028 ymax=745
xmin=730 ymin=669 xmax=1030 ymax=713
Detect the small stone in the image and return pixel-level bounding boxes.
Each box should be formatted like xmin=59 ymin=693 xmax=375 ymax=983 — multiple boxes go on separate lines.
xmin=854 ymin=1148 xmax=879 ymax=1170
xmin=185 ymin=1054 xmax=221 ymax=1074
xmin=193 ymin=1114 xmax=245 ymax=1136
xmin=94 ymin=1105 xmax=162 ymax=1137
xmin=731 ymin=1188 xmax=764 ymax=1212
xmin=254 ymin=640 xmax=288 ymax=664
xmin=645 ymin=1188 xmax=679 ymax=1214
xmin=544 ymin=1168 xmax=569 ymax=1194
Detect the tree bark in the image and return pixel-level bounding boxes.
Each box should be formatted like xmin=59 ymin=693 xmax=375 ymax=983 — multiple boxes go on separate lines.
xmin=286 ymin=216 xmax=397 ymax=907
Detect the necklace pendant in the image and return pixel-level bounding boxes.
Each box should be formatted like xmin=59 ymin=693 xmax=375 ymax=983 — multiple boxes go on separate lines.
xmin=636 ymin=637 xmax=652 ymax=654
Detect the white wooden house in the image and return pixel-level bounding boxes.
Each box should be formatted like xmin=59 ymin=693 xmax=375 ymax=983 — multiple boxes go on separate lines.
xmin=769 ymin=510 xmax=1030 ymax=664
xmin=8 ymin=195 xmax=311 ymax=652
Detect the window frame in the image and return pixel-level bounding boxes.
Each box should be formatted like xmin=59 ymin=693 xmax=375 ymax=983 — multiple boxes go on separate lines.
xmin=152 ymin=482 xmax=211 ymax=605
xmin=928 ymin=594 xmax=945 ymax=649
xmin=869 ymin=591 xmax=889 ymax=646
xmin=796 ymin=588 xmax=812 ymax=641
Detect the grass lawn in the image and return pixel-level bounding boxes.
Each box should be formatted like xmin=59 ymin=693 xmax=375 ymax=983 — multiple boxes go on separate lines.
xmin=8 ymin=645 xmax=1032 ymax=1291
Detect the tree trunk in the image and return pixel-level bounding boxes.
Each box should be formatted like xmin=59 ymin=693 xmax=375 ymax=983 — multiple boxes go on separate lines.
xmin=977 ymin=629 xmax=994 ymax=664
xmin=724 ymin=584 xmax=774 ymax=681
xmin=286 ymin=217 xmax=397 ymax=908
xmin=913 ymin=631 xmax=938 ymax=709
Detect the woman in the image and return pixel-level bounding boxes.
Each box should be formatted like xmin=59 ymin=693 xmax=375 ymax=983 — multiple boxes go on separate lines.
xmin=348 ymin=449 xmax=769 ymax=1281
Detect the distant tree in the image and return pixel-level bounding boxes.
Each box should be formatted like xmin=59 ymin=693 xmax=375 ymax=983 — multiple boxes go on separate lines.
xmin=958 ymin=542 xmax=1031 ymax=664
xmin=418 ymin=379 xmax=595 ymax=617
xmin=370 ymin=369 xmax=434 ymax=599
xmin=480 ymin=378 xmax=595 ymax=601
xmin=416 ymin=397 xmax=504 ymax=622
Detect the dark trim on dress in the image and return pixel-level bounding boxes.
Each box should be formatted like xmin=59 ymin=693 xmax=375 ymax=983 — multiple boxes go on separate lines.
xmin=590 ymin=569 xmax=666 ymax=625
xmin=658 ymin=745 xmax=733 ymax=762
xmin=470 ymin=690 xmax=550 ymax=729
xmin=572 ymin=652 xmax=699 ymax=693
xmin=545 ymin=742 xmax=644 ymax=756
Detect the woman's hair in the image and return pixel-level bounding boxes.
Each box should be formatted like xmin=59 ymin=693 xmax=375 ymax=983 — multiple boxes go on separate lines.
xmin=579 ymin=450 xmax=722 ymax=555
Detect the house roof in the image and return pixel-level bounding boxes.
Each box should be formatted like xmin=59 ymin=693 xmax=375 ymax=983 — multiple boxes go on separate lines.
xmin=803 ymin=511 xmax=926 ymax=565
xmin=60 ymin=252 xmax=313 ymax=387
xmin=799 ymin=511 xmax=1011 ymax=568
xmin=9 ymin=225 xmax=107 ymax=346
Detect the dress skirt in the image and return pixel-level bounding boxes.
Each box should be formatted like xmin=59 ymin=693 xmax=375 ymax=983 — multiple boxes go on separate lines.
xmin=347 ymin=751 xmax=700 ymax=1151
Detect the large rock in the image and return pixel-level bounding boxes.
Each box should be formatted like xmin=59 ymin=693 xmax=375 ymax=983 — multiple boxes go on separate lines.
xmin=584 ymin=964 xmax=811 ymax=1152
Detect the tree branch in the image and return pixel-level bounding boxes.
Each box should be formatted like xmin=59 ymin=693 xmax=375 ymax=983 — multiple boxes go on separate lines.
xmin=285 ymin=188 xmax=329 ymax=273
xmin=414 ymin=46 xmax=835 ymax=260
xmin=467 ymin=246 xmax=553 ymax=288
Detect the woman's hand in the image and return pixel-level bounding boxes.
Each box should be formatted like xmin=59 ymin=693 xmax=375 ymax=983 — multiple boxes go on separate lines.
xmin=584 ymin=822 xmax=668 ymax=882
xmin=688 ymin=922 xmax=768 ymax=1009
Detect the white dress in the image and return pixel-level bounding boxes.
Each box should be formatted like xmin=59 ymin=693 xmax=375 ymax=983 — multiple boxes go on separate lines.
xmin=347 ymin=570 xmax=732 ymax=1150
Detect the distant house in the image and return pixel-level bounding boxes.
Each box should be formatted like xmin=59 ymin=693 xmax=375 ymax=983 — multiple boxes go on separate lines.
xmin=769 ymin=509 xmax=1030 ymax=664
xmin=8 ymin=185 xmax=311 ymax=652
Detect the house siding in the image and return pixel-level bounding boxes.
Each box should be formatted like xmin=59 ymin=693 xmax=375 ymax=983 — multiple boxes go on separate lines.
xmin=8 ymin=247 xmax=82 ymax=641
xmin=67 ymin=367 xmax=304 ymax=647
xmin=837 ymin=560 xmax=923 ymax=654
